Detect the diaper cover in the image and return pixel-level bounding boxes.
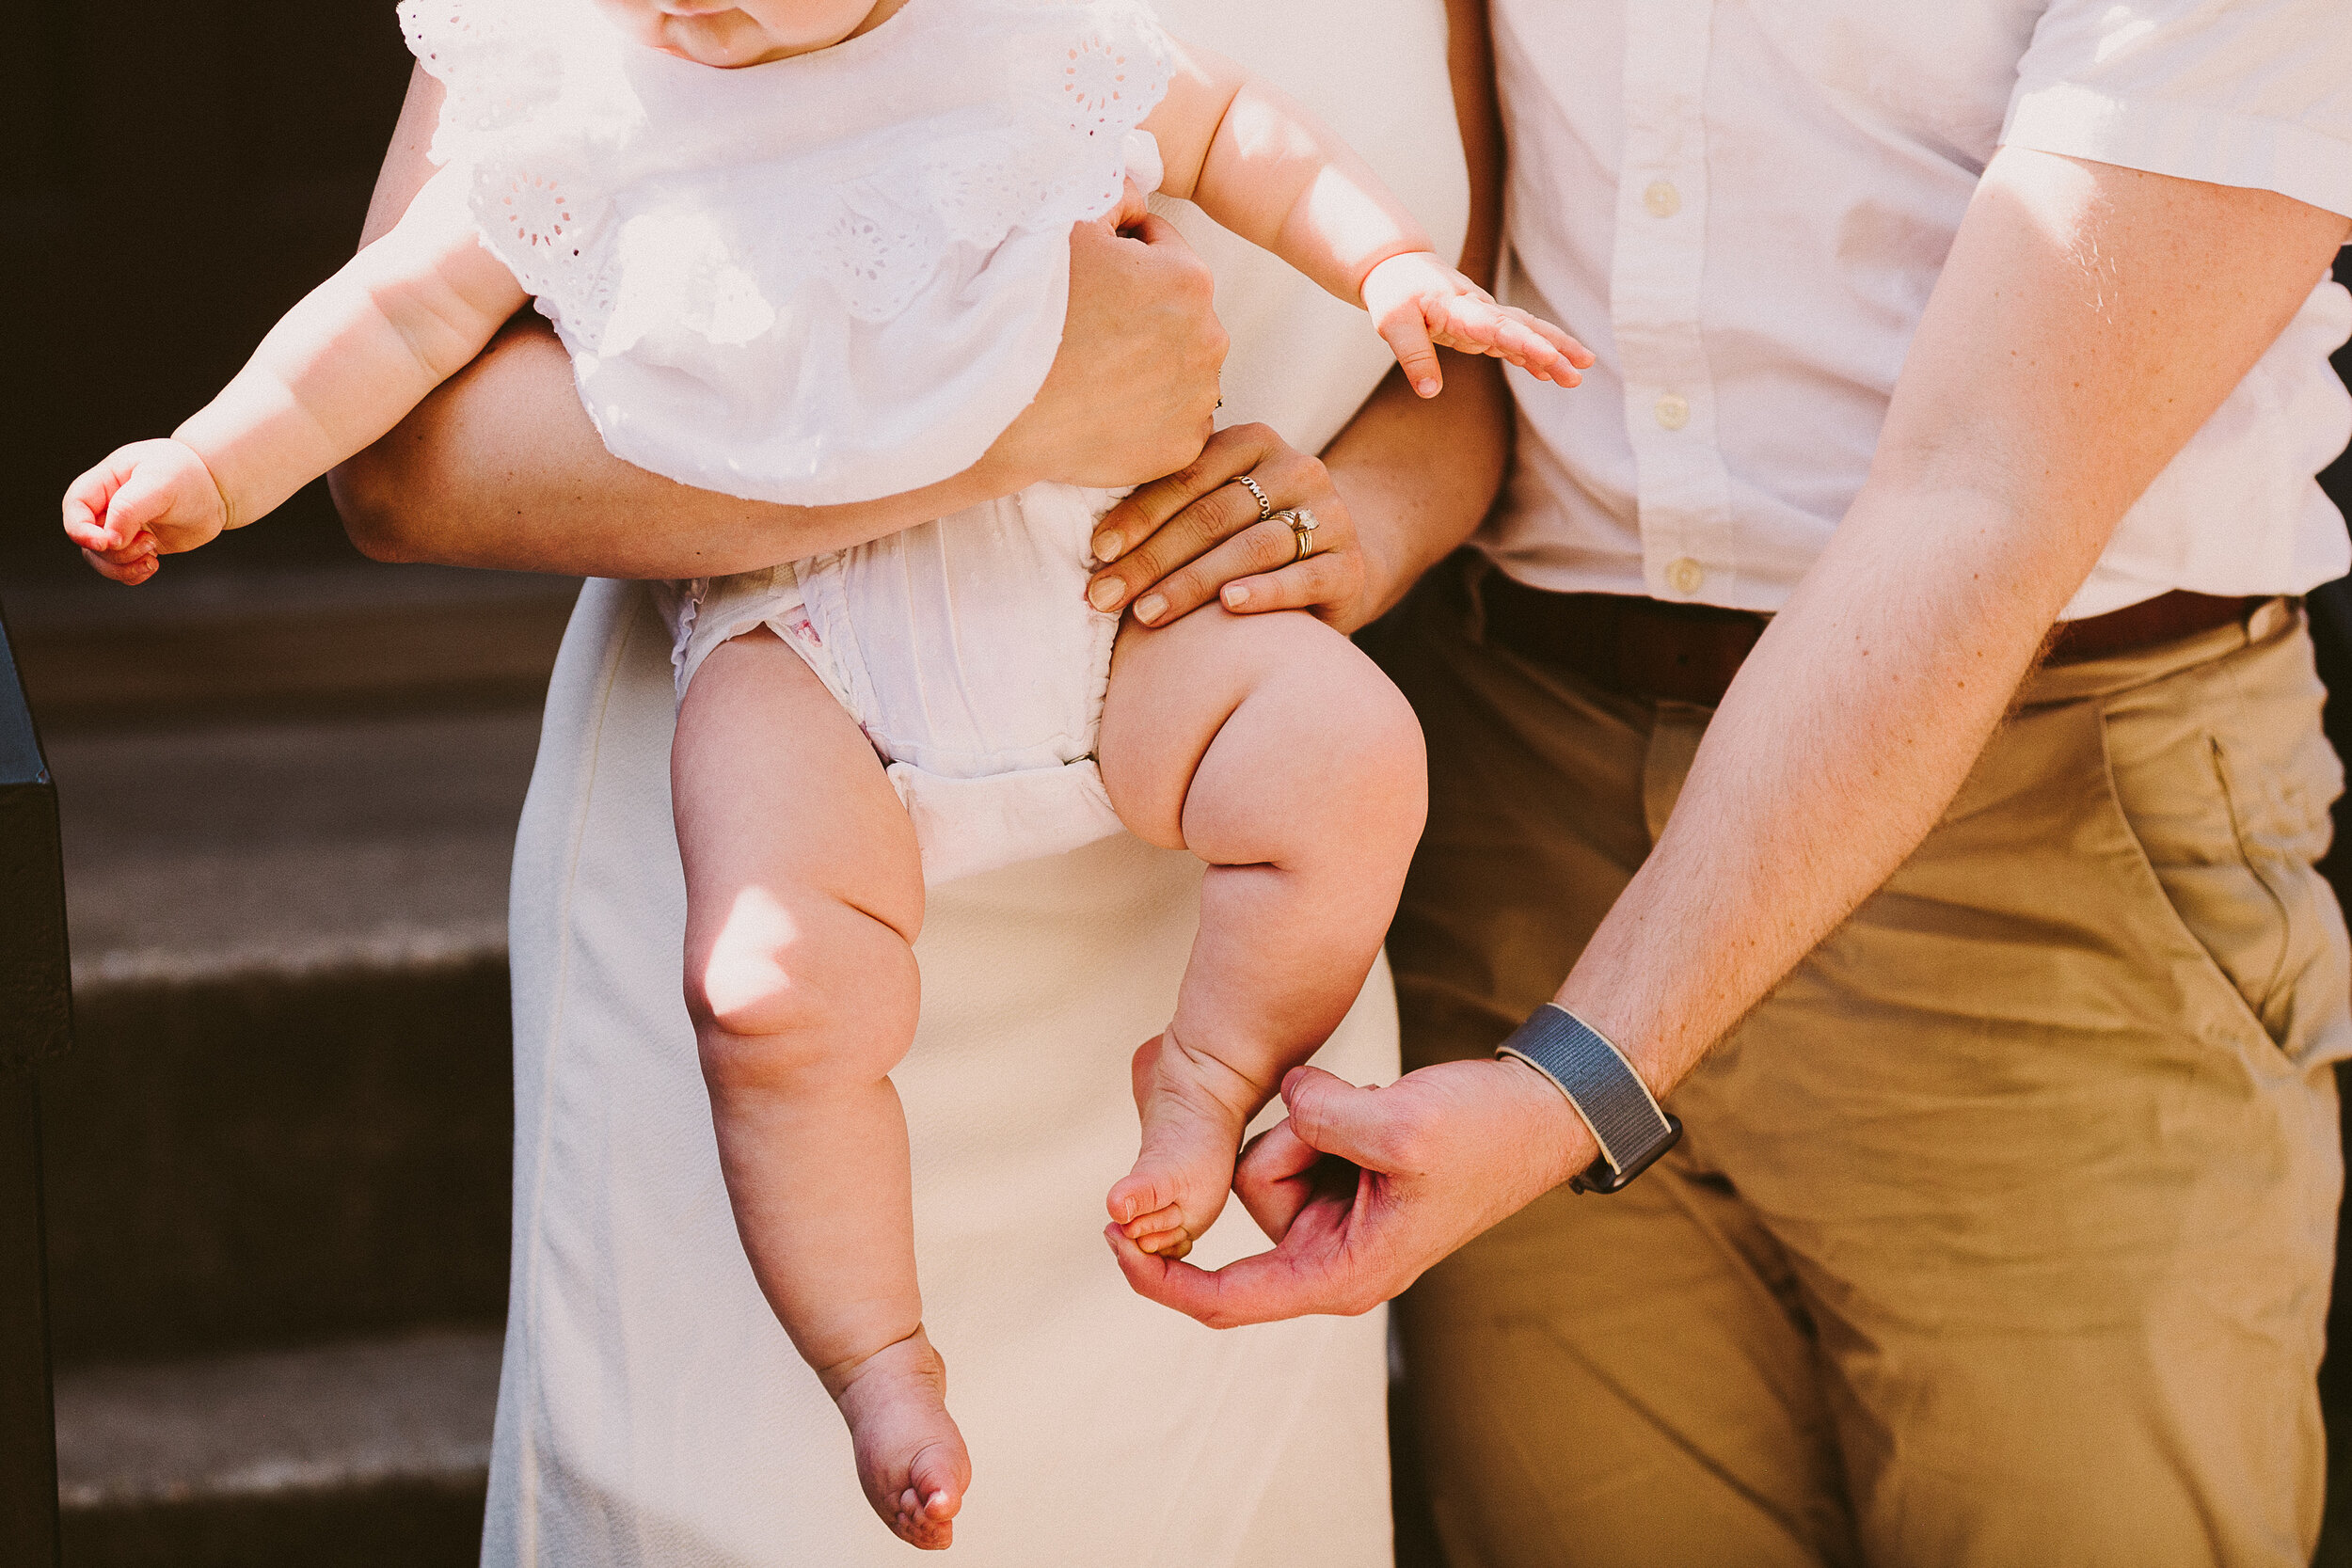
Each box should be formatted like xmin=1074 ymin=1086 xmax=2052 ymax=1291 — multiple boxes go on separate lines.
xmin=661 ymin=482 xmax=1126 ymax=886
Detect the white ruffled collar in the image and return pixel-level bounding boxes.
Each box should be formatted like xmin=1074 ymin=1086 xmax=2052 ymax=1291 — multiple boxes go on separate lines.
xmin=399 ymin=0 xmax=1172 ymax=504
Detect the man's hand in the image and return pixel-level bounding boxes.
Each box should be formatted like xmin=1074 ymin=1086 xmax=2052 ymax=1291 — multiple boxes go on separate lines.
xmin=1105 ymin=1058 xmax=1595 ymax=1327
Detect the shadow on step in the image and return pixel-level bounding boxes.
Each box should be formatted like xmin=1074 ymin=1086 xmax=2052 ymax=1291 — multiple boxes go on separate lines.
xmin=64 ymin=1477 xmax=487 ymax=1568
xmin=43 ymin=959 xmax=513 ymax=1367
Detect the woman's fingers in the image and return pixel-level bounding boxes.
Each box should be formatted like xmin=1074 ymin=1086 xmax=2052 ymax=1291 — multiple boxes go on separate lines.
xmin=1089 ymin=427 xmax=1307 ymax=611
xmin=1084 ymin=422 xmax=1370 ymax=626
xmin=1095 ymin=487 xmax=1273 ymax=619
xmin=1130 ymin=515 xmax=1310 ymax=626
xmin=1214 ymin=550 xmax=1359 ymax=618
xmin=1091 ymin=424 xmax=1279 ymax=565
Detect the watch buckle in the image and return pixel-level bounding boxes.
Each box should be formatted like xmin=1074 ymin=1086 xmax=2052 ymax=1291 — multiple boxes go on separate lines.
xmin=1568 ymin=1114 xmax=1684 ymax=1195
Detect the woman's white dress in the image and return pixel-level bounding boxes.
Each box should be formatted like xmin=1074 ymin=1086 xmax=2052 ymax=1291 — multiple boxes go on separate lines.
xmin=484 ymin=2 xmax=1469 ymax=1561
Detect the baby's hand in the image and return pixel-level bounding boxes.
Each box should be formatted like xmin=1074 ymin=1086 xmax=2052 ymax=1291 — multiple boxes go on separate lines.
xmin=61 ymin=438 xmax=229 ymax=585
xmin=1360 ymin=251 xmax=1595 ymax=399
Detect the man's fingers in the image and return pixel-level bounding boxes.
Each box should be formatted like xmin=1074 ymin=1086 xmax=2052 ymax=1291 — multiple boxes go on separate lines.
xmin=1104 ymin=1224 xmax=1347 ymax=1329
xmin=1279 ymin=1066 xmax=1433 ymax=1173
xmin=1232 ymin=1119 xmax=1323 ymax=1241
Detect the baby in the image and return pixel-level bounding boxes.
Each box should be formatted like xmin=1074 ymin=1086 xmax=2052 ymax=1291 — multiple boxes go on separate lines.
xmin=62 ymin=0 xmax=1587 ymax=1547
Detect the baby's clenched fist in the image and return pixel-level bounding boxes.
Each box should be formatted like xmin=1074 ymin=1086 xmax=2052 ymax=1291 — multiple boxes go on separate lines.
xmin=61 ymin=438 xmax=229 ymax=585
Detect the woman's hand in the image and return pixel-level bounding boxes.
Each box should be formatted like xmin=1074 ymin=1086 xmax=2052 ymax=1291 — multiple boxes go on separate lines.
xmin=1084 ymin=422 xmax=1382 ymax=633
xmin=987 ymin=190 xmax=1229 ymax=495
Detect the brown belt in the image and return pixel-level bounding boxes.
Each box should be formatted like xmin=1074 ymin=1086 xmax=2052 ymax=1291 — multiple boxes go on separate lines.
xmin=1477 ymin=568 xmax=2264 ymax=708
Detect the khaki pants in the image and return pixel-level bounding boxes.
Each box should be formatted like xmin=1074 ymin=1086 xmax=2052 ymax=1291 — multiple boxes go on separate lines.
xmin=1367 ymin=557 xmax=2349 ymax=1568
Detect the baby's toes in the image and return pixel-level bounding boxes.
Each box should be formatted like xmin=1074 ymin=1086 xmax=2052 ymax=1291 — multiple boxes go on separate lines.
xmin=893 ymin=1441 xmax=967 ymax=1550
xmin=893 ymin=1492 xmax=953 ymax=1551
xmin=1136 ymin=1226 xmax=1193 ymax=1259
xmin=1106 ymin=1167 xmax=1174 ymax=1227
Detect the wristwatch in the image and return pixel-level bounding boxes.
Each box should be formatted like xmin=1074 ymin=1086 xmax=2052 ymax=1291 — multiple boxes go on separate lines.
xmin=1495 ymin=1005 xmax=1682 ymax=1194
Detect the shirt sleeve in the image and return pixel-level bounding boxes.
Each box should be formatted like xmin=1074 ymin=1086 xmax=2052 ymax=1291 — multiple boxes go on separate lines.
xmin=2000 ymin=0 xmax=2352 ymax=216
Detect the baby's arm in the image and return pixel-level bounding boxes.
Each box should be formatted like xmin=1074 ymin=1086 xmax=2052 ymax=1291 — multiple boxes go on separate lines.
xmin=63 ymin=170 xmax=525 ymax=581
xmin=1146 ymin=44 xmax=1592 ymax=398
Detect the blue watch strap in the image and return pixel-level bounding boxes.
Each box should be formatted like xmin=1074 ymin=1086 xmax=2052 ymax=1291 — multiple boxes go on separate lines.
xmin=1495 ymin=1005 xmax=1682 ymax=1194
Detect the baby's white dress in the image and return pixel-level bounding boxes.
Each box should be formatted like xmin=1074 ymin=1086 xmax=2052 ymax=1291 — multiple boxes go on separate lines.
xmin=401 ymin=0 xmax=1178 ymax=884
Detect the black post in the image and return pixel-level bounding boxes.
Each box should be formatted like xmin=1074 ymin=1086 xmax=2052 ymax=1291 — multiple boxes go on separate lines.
xmin=0 ymin=603 xmax=71 ymax=1568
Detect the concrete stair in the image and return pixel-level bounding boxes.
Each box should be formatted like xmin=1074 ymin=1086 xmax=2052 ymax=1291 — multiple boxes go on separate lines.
xmin=55 ymin=1331 xmax=502 ymax=1568
xmin=6 ymin=561 xmax=571 ymax=1568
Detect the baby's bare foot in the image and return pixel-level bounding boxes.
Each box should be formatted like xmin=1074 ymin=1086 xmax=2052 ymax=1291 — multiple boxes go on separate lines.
xmin=1105 ymin=1031 xmax=1265 ymax=1258
xmin=828 ymin=1328 xmax=971 ymax=1550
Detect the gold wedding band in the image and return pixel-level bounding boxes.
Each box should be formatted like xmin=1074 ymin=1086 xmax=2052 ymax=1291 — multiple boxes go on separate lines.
xmin=1274 ymin=508 xmax=1319 ymax=562
xmin=1232 ymin=473 xmax=1272 ymax=523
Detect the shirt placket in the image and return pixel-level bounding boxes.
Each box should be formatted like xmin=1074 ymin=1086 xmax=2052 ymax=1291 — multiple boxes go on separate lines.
xmin=1610 ymin=0 xmax=1737 ymax=603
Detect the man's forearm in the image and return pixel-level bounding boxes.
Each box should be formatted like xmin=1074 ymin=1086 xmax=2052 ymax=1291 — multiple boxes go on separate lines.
xmin=1552 ymin=150 xmax=2351 ymax=1107
xmin=1556 ymin=482 xmax=2069 ymax=1093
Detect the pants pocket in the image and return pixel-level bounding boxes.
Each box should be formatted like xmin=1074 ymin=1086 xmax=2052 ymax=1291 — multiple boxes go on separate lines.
xmin=2100 ymin=623 xmax=2350 ymax=1063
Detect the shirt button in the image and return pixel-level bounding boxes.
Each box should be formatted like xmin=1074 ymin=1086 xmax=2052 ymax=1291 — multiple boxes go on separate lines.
xmin=1643 ymin=181 xmax=1681 ymax=218
xmin=1665 ymin=557 xmax=1706 ymax=595
xmin=1655 ymin=392 xmax=1690 ymax=430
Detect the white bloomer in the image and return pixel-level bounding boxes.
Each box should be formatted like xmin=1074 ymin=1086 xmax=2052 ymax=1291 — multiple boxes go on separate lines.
xmin=399 ymin=0 xmax=1175 ymax=884
xmin=659 ymin=482 xmax=1129 ymax=887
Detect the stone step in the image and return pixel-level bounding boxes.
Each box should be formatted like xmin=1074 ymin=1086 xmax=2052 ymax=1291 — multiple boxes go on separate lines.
xmin=35 ymin=704 xmax=542 ymax=1366
xmin=3 ymin=563 xmax=579 ymax=729
xmin=12 ymin=562 xmax=562 ymax=1366
xmin=56 ymin=1329 xmax=500 ymax=1568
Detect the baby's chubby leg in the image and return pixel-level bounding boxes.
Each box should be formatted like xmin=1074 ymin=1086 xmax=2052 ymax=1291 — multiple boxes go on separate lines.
xmin=1097 ymin=608 xmax=1426 ymax=1257
xmin=672 ymin=629 xmax=967 ymax=1550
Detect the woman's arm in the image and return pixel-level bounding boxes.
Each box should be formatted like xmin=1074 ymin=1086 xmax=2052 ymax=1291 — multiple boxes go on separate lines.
xmin=1116 ymin=150 xmax=2352 ymax=1327
xmin=328 ymin=66 xmax=1228 ymax=578
xmin=1082 ymin=0 xmax=1514 ymax=633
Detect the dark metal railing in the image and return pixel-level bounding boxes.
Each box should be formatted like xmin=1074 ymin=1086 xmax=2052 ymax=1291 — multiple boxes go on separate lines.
xmin=0 ymin=602 xmax=70 ymax=1568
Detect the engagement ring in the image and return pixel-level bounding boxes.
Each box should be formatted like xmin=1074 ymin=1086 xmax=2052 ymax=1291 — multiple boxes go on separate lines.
xmin=1274 ymin=508 xmax=1319 ymax=562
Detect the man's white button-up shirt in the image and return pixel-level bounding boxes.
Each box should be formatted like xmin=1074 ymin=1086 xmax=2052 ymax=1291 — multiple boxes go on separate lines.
xmin=1486 ymin=0 xmax=2352 ymax=618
